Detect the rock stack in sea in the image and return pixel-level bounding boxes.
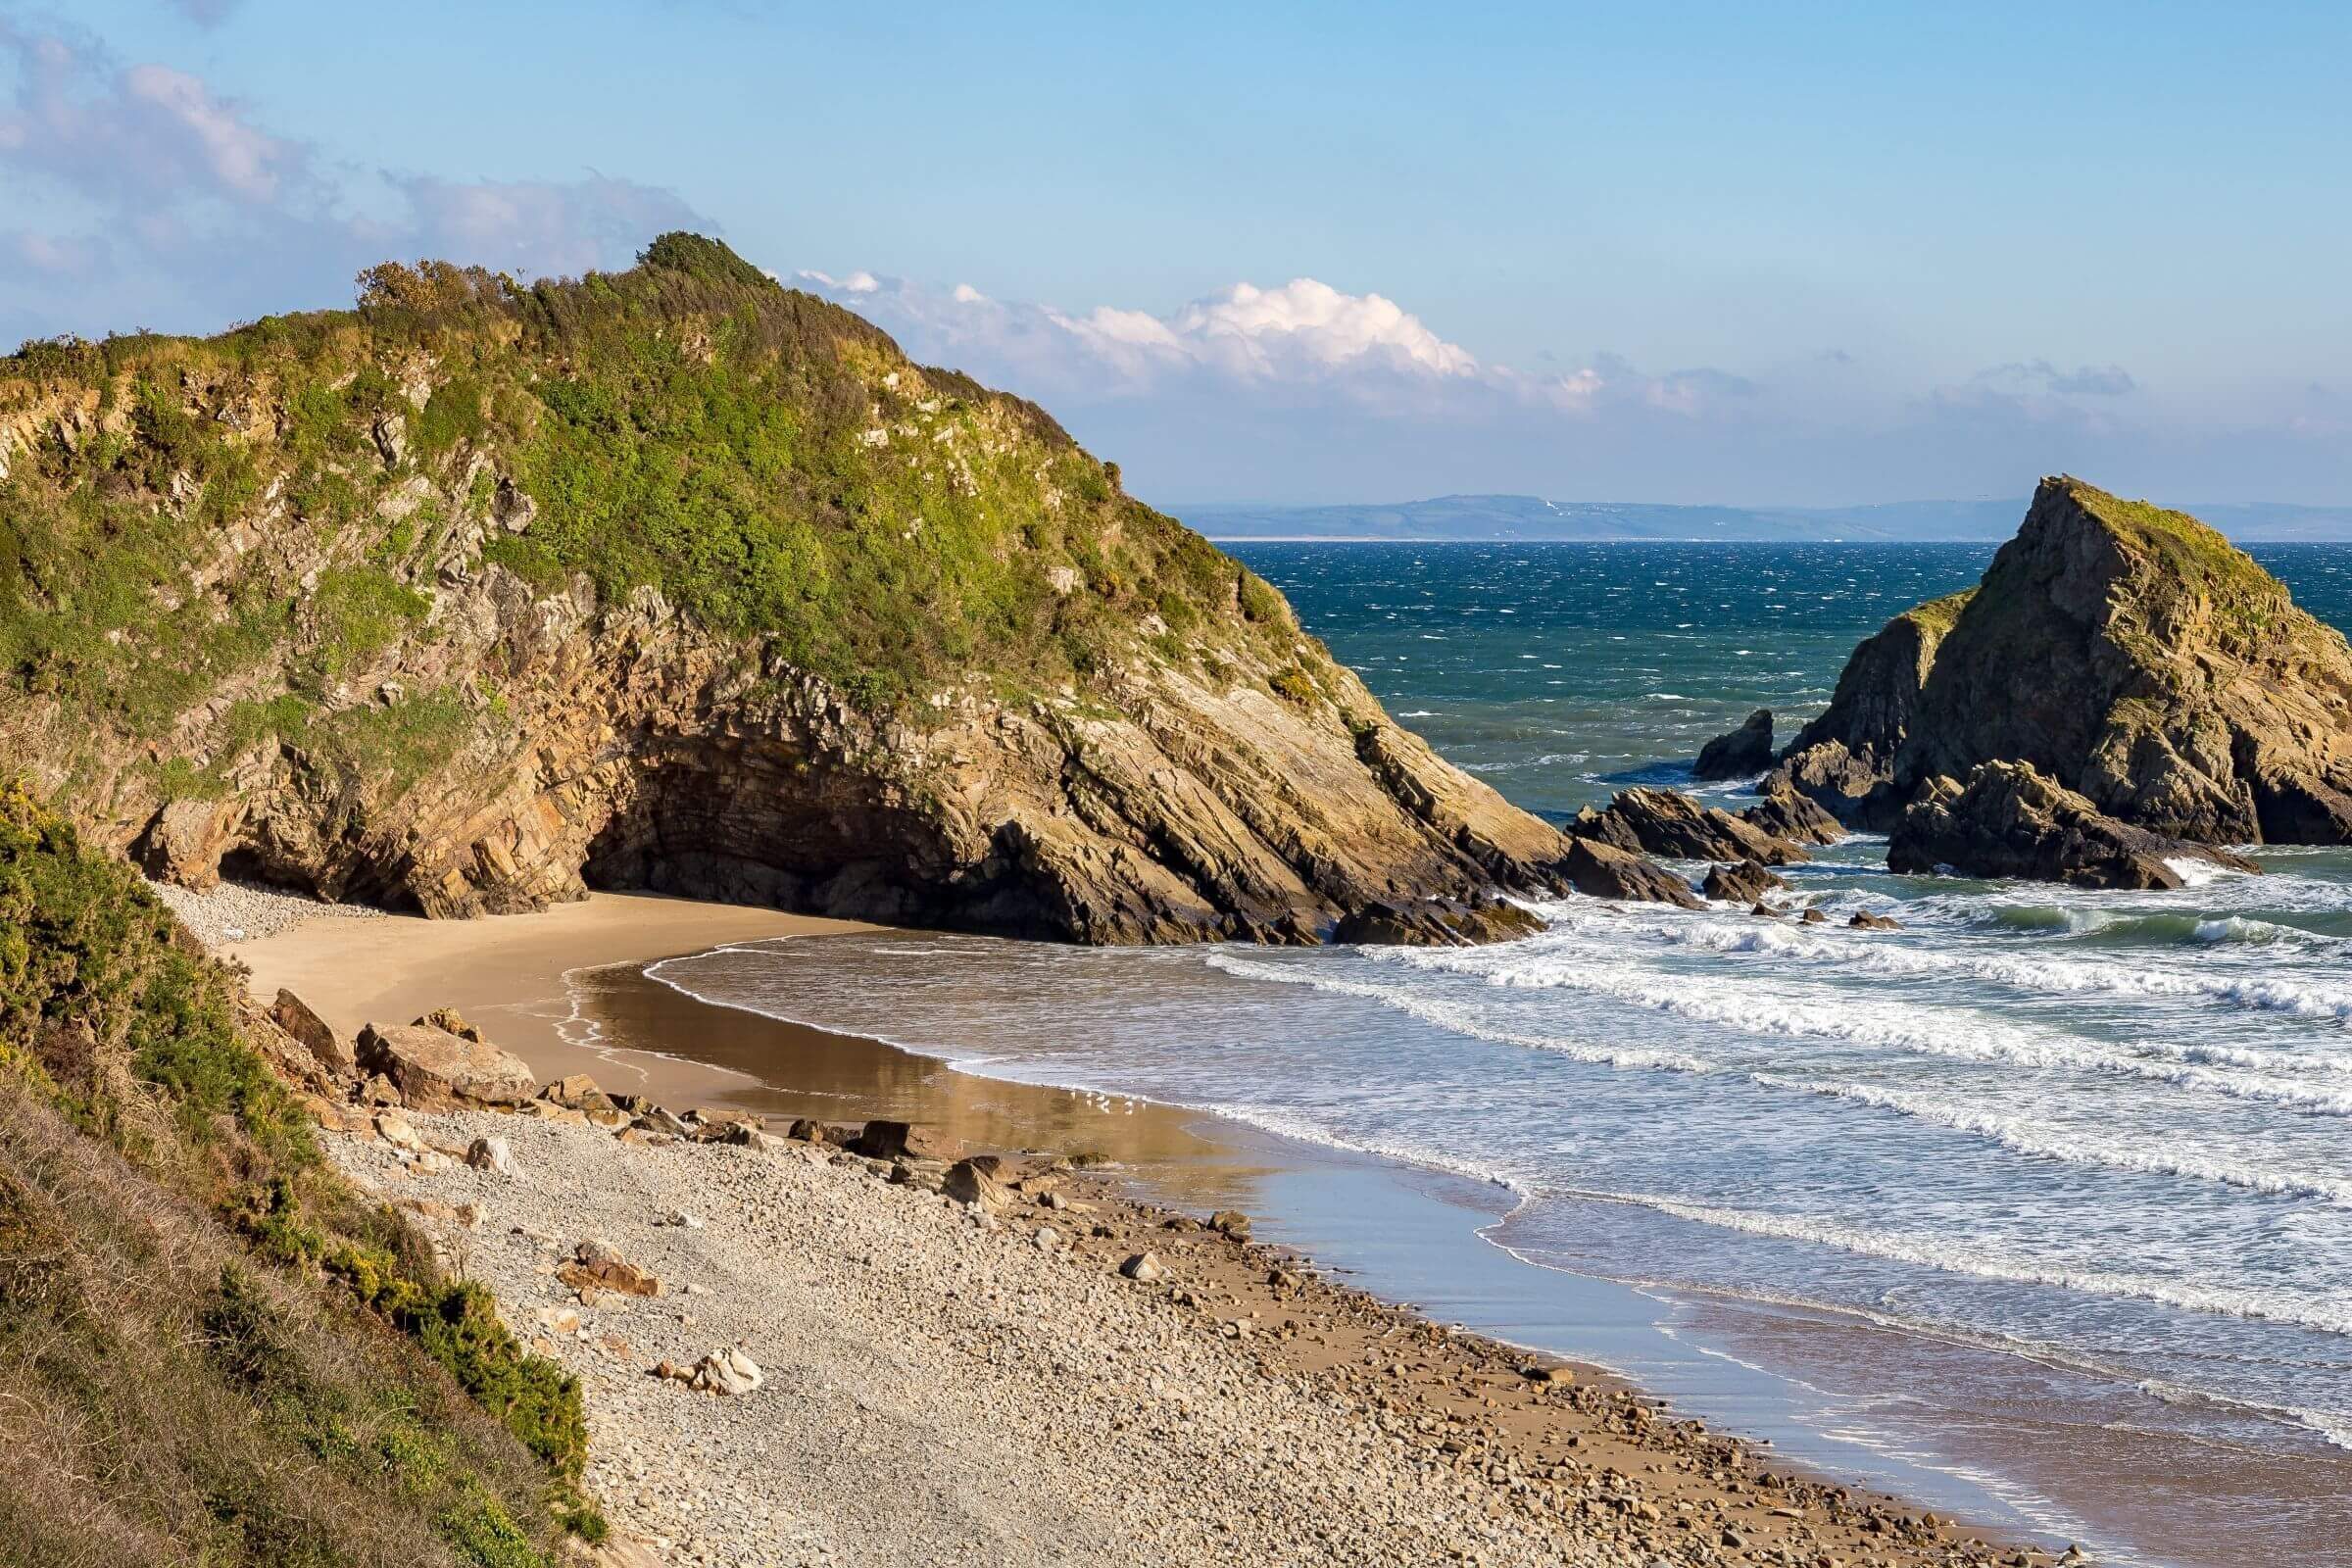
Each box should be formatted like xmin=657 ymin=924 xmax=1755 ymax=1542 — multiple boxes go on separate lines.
xmin=1754 ymin=476 xmax=2352 ymax=887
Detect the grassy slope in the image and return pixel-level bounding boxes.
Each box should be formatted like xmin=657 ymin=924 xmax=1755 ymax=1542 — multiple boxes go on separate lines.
xmin=0 ymin=234 xmax=1311 ymax=807
xmin=2054 ymin=476 xmax=2302 ymax=654
xmin=0 ymin=782 xmax=594 ymax=1566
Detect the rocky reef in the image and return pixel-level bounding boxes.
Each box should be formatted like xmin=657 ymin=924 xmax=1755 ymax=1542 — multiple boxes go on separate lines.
xmin=1769 ymin=476 xmax=2352 ymax=884
xmin=0 ymin=236 xmax=1587 ymax=945
xmin=1888 ymin=760 xmax=2259 ymax=890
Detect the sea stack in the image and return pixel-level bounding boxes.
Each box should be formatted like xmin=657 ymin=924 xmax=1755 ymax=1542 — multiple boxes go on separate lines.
xmin=1774 ymin=475 xmax=2352 ymax=881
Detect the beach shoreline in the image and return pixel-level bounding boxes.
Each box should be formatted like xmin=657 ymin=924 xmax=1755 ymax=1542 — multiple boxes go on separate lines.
xmin=207 ymin=883 xmax=2075 ymax=1566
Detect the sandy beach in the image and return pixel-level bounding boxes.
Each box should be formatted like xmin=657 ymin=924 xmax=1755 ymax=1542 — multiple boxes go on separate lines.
xmin=194 ymin=881 xmax=2062 ymax=1567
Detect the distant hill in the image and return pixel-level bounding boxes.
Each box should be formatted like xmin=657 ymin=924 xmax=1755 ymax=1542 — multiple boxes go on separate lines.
xmin=1183 ymin=493 xmax=2352 ymax=544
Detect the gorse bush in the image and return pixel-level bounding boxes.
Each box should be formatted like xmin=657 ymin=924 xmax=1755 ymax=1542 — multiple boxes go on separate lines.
xmin=0 ymin=783 xmax=591 ymax=1565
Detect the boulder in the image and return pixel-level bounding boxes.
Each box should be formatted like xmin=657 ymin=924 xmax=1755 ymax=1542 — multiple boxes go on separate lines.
xmin=1887 ymin=760 xmax=2262 ymax=891
xmin=1570 ymin=787 xmax=1806 ymax=865
xmin=465 ymin=1136 xmax=514 ymax=1175
xmin=372 ymin=1109 xmax=423 ymax=1152
xmin=355 ymin=1021 xmax=535 ymax=1110
xmin=413 ymin=1007 xmax=484 ymax=1043
xmin=558 ymin=1240 xmax=662 ymax=1298
xmin=943 ymin=1157 xmax=1009 ymax=1212
xmin=1119 ymin=1251 xmax=1166 ymax=1283
xmin=1739 ymin=787 xmax=1844 ymax=847
xmin=1332 ymin=897 xmax=1545 ymax=947
xmin=270 ymin=988 xmax=354 ymax=1076
xmin=538 ymin=1073 xmax=614 ymax=1112
xmin=1693 ymin=710 xmax=1774 ymax=780
xmin=685 ymin=1348 xmax=760 ymax=1396
xmin=1848 ymin=910 xmax=1903 ymax=931
xmin=848 ymin=1120 xmax=962 ymax=1162
xmin=1560 ymin=838 xmax=1702 ymax=908
xmin=1798 ymin=907 xmax=1828 ymax=924
xmin=1701 ymin=859 xmax=1785 ymax=904
xmin=1208 ymin=1209 xmax=1251 ymax=1238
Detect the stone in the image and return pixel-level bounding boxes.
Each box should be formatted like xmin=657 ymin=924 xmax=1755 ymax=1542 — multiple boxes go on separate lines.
xmin=1560 ymin=838 xmax=1703 ymax=908
xmin=557 ymin=1240 xmax=662 ymax=1298
xmin=684 ymin=1348 xmax=761 ymax=1396
xmin=1332 ymin=897 xmax=1545 ymax=947
xmin=848 ymin=1120 xmax=962 ymax=1162
xmin=1700 ymin=859 xmax=1785 ymax=904
xmin=1848 ymin=909 xmax=1903 ymax=931
xmin=1208 ymin=1209 xmax=1251 ymax=1238
xmin=538 ymin=1073 xmax=614 ymax=1112
xmin=465 ymin=1136 xmax=514 ymax=1175
xmin=414 ymin=1006 xmax=483 ymax=1043
xmin=1119 ymin=1251 xmax=1166 ymax=1283
xmin=372 ymin=1109 xmax=422 ymax=1152
xmin=1033 ymin=1225 xmax=1063 ymax=1250
xmin=1799 ymin=907 xmax=1828 ymax=924
xmin=270 ymin=989 xmax=354 ymax=1075
xmin=534 ymin=1305 xmax=581 ymax=1337
xmin=1569 ymin=786 xmax=1806 ymax=865
xmin=1766 ymin=588 xmax=1973 ymax=826
xmin=355 ymin=1021 xmax=534 ymax=1110
xmin=942 ymin=1157 xmax=1009 ymax=1213
xmin=1888 ymin=760 xmax=2261 ymax=891
xmin=1692 ymin=709 xmax=1773 ymax=780
xmin=1522 ymin=1363 xmax=1574 ymax=1387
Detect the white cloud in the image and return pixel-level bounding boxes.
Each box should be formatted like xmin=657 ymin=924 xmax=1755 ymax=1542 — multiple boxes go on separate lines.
xmin=122 ymin=63 xmax=287 ymax=200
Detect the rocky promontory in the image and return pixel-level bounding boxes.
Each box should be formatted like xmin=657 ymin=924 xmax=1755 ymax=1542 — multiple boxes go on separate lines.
xmin=0 ymin=236 xmax=1581 ymax=946
xmin=1770 ymin=476 xmax=2352 ymax=884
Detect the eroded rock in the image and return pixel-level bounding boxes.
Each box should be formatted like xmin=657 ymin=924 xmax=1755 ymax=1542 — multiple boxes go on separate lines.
xmin=355 ymin=1021 xmax=535 ymax=1110
xmin=1693 ymin=710 xmax=1774 ymax=780
xmin=1331 ymin=897 xmax=1544 ymax=947
xmin=1560 ymin=838 xmax=1702 ymax=908
xmin=1887 ymin=760 xmax=2261 ymax=891
xmin=1570 ymin=787 xmax=1805 ymax=866
xmin=1701 ymin=859 xmax=1785 ymax=904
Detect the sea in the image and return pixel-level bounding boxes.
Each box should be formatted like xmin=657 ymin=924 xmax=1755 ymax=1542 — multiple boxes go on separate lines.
xmin=633 ymin=543 xmax=2352 ymax=1565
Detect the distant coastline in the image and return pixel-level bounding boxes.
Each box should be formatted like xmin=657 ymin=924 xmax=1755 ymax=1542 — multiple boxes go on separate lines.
xmin=1183 ymin=492 xmax=2352 ymax=544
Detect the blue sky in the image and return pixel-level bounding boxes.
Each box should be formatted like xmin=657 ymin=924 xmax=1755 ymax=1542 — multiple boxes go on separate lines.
xmin=4 ymin=0 xmax=2347 ymax=506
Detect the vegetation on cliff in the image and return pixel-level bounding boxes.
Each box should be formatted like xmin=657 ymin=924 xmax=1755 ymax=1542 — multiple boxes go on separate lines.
xmin=0 ymin=783 xmax=593 ymax=1565
xmin=0 ymin=234 xmax=1565 ymax=939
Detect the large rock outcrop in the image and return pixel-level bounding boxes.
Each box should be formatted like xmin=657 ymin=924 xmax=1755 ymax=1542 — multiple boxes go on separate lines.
xmin=0 ymin=236 xmax=1576 ymax=945
xmin=1693 ymin=710 xmax=1774 ymax=780
xmin=1778 ymin=476 xmax=2352 ymax=862
xmin=1765 ymin=590 xmax=1974 ymax=826
xmin=1888 ymin=761 xmax=2260 ymax=890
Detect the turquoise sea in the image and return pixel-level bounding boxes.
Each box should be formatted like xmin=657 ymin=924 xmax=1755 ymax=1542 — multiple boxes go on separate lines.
xmin=640 ymin=542 xmax=2352 ymax=1566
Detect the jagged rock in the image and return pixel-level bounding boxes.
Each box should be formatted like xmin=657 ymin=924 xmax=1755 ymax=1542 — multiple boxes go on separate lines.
xmin=1739 ymin=786 xmax=1844 ymax=847
xmin=1887 ymin=760 xmax=2262 ymax=890
xmin=1331 ymin=897 xmax=1544 ymax=947
xmin=354 ymin=1021 xmax=535 ymax=1110
xmin=465 ymin=1136 xmax=514 ymax=1175
xmin=270 ymin=988 xmax=353 ymax=1075
xmin=1119 ymin=1251 xmax=1166 ymax=1283
xmin=1767 ymin=589 xmax=1974 ymax=824
xmin=1848 ymin=910 xmax=1902 ymax=931
xmin=1570 ymin=787 xmax=1806 ymax=865
xmin=1560 ymin=838 xmax=1703 ymax=908
xmin=1701 ymin=860 xmax=1785 ymax=904
xmin=1693 ymin=710 xmax=1774 ymax=780
xmin=558 ymin=1240 xmax=662 ymax=1298
xmin=684 ymin=1348 xmax=760 ymax=1396
xmin=1208 ymin=1209 xmax=1251 ymax=1238
xmin=1798 ymin=907 xmax=1827 ymax=924
xmin=849 ymin=1120 xmax=961 ymax=1162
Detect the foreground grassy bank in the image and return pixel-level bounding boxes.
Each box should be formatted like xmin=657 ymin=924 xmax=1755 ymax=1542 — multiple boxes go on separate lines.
xmin=0 ymin=782 xmax=596 ymax=1566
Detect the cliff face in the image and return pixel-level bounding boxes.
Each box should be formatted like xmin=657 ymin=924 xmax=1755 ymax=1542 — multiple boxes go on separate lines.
xmin=1766 ymin=589 xmax=1972 ymax=826
xmin=0 ymin=236 xmax=1566 ymax=941
xmin=1783 ymin=476 xmax=2352 ymax=852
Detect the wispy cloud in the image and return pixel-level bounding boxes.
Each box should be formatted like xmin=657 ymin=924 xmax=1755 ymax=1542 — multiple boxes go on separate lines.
xmin=0 ymin=23 xmax=706 ymax=338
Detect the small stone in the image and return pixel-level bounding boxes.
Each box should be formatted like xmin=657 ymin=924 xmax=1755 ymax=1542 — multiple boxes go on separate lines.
xmin=1119 ymin=1251 xmax=1165 ymax=1283
xmin=466 ymin=1136 xmax=514 ymax=1175
xmin=1208 ymin=1209 xmax=1251 ymax=1238
xmin=1033 ymin=1225 xmax=1062 ymax=1250
xmin=372 ymin=1109 xmax=422 ymax=1152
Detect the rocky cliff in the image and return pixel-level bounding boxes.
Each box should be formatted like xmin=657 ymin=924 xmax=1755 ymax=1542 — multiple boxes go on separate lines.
xmin=1779 ymin=475 xmax=2352 ymax=873
xmin=0 ymin=236 xmax=1569 ymax=942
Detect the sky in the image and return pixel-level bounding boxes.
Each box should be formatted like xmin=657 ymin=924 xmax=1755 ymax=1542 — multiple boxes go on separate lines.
xmin=3 ymin=0 xmax=2347 ymax=508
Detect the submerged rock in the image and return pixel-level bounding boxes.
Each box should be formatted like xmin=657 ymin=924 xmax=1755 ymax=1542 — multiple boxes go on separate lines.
xmin=1693 ymin=710 xmax=1774 ymax=780
xmin=1569 ymin=787 xmax=1806 ymax=865
xmin=1887 ymin=760 xmax=2260 ymax=890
